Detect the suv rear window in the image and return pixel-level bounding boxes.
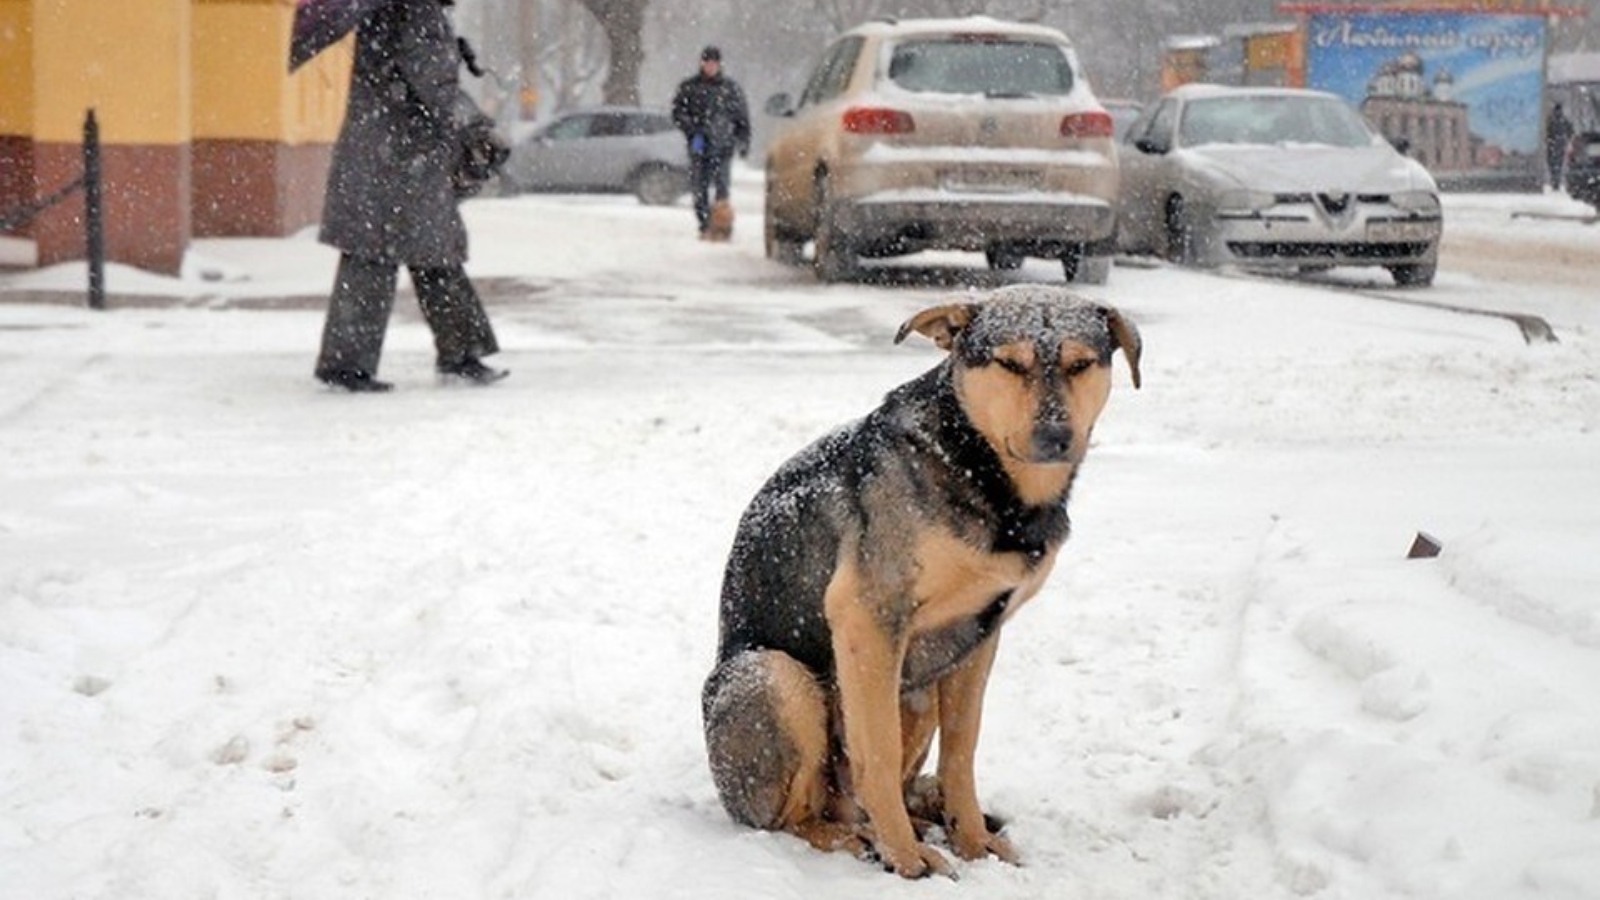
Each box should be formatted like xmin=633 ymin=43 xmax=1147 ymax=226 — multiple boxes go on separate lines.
xmin=887 ymin=39 xmax=1074 ymax=97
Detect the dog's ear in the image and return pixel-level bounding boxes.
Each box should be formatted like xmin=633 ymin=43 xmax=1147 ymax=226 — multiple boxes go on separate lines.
xmin=1099 ymin=304 xmax=1143 ymax=389
xmin=895 ymin=303 xmax=978 ymax=351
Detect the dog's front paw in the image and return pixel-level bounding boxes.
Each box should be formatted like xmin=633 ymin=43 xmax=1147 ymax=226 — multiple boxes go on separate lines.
xmin=877 ymin=838 xmax=957 ymax=880
xmin=950 ymin=826 xmax=1019 ymax=865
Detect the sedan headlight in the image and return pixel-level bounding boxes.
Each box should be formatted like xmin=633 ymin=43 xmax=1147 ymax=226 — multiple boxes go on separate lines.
xmin=1391 ymin=190 xmax=1441 ymax=215
xmin=1217 ymin=190 xmax=1276 ymax=215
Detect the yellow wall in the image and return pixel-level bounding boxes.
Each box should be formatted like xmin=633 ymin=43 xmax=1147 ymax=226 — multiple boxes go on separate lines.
xmin=284 ymin=38 xmax=351 ymax=144
xmin=193 ymin=0 xmax=285 ymax=140
xmin=192 ymin=0 xmax=348 ymax=144
xmin=0 ymin=0 xmax=34 ymax=134
xmin=15 ymin=0 xmax=347 ymax=146
xmin=31 ymin=0 xmax=192 ymax=144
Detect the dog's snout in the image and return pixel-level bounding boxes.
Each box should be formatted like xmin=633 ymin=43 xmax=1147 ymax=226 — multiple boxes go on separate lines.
xmin=1031 ymin=424 xmax=1074 ymax=462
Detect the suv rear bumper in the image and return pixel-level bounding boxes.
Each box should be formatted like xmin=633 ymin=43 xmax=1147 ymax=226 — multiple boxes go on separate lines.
xmin=838 ymin=190 xmax=1115 ymax=252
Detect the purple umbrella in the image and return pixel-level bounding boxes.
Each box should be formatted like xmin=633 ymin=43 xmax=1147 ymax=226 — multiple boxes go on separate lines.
xmin=288 ymin=0 xmax=390 ymax=72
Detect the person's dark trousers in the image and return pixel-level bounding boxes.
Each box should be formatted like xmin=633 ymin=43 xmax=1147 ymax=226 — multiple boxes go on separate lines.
xmin=412 ymin=265 xmax=498 ymax=367
xmin=315 ymin=253 xmax=498 ymax=378
xmin=690 ymin=149 xmax=734 ymax=232
xmin=315 ymin=253 xmax=397 ymax=379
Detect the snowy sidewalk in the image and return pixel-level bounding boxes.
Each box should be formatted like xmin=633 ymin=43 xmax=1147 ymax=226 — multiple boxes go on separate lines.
xmin=3 ymin=182 xmax=1599 ymax=900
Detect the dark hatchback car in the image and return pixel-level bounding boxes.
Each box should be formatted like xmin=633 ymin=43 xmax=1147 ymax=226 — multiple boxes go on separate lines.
xmin=499 ymin=106 xmax=690 ymax=205
xmin=1565 ymin=130 xmax=1600 ymax=211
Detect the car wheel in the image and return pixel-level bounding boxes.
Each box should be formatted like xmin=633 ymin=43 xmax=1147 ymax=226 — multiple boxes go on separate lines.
xmin=1061 ymin=244 xmax=1111 ymax=284
xmin=985 ymin=247 xmax=1025 ymax=271
xmin=1164 ymin=194 xmax=1197 ymax=265
xmin=765 ymin=215 xmax=805 ymax=265
xmin=633 ymin=166 xmax=684 ymax=206
xmin=764 ymin=180 xmax=805 ymax=265
xmin=812 ymin=176 xmax=858 ymax=283
xmin=1388 ymin=262 xmax=1436 ymax=287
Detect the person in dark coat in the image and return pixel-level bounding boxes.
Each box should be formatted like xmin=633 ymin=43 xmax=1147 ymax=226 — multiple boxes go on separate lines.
xmin=671 ymin=46 xmax=751 ymax=237
xmin=1546 ymin=103 xmax=1574 ymax=191
xmin=314 ymin=0 xmax=506 ymax=392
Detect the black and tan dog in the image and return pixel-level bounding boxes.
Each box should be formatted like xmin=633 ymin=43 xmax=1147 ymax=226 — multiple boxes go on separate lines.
xmin=702 ymin=284 xmax=1142 ymax=878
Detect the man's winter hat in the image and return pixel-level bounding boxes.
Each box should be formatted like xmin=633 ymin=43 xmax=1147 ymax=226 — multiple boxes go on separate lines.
xmin=701 ymin=46 xmax=722 ymax=62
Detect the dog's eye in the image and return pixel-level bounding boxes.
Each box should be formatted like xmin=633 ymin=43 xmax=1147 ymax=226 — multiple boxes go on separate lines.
xmin=994 ymin=358 xmax=1029 ymax=376
xmin=1063 ymin=358 xmax=1095 ymax=378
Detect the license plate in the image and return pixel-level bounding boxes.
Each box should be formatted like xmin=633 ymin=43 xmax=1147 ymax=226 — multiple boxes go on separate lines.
xmin=940 ymin=168 xmax=1039 ymax=193
xmin=1367 ymin=219 xmax=1436 ymax=241
xmin=1586 ymin=144 xmax=1600 ymax=159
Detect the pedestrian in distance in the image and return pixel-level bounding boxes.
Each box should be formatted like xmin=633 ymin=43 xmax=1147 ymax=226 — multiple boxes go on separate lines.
xmin=314 ymin=0 xmax=507 ymax=393
xmin=671 ymin=46 xmax=751 ymax=240
xmin=1546 ymin=103 xmax=1574 ymax=192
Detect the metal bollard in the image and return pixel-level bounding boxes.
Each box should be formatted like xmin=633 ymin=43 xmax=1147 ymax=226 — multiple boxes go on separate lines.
xmin=83 ymin=109 xmax=105 ymax=310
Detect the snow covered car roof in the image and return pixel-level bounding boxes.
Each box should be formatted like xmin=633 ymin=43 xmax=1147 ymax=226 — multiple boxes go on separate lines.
xmin=845 ymin=15 xmax=1074 ymax=46
xmin=1164 ymin=83 xmax=1344 ymax=104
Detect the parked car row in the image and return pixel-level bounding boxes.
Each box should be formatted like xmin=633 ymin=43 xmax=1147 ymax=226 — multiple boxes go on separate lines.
xmin=500 ymin=16 xmax=1444 ymax=288
xmin=757 ymin=16 xmax=1441 ymax=287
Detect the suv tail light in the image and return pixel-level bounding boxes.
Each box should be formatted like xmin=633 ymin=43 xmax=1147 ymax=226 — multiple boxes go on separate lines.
xmin=1060 ymin=111 xmax=1114 ymax=139
xmin=843 ymin=107 xmax=916 ymax=135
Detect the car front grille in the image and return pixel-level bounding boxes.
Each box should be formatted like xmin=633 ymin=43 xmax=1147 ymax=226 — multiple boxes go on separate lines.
xmin=1226 ymin=241 xmax=1432 ymax=260
xmin=1271 ymin=193 xmax=1391 ymax=205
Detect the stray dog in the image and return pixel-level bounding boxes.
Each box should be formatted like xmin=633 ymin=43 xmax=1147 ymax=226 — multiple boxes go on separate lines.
xmin=702 ymin=284 xmax=1142 ymax=878
xmin=705 ymin=199 xmax=734 ymax=241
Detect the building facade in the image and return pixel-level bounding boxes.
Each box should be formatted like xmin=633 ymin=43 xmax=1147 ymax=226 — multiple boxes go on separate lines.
xmin=0 ymin=0 xmax=348 ymax=274
xmin=1361 ymin=52 xmax=1476 ymax=172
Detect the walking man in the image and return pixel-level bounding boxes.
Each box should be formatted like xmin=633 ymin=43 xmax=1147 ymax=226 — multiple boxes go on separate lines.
xmin=671 ymin=46 xmax=751 ymax=239
xmin=1546 ymin=103 xmax=1574 ymax=192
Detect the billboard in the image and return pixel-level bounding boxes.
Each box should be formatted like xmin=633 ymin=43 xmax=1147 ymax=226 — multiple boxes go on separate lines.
xmin=1304 ymin=10 xmax=1547 ymax=189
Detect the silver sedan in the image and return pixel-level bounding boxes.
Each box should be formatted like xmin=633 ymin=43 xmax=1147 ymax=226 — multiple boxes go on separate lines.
xmin=1117 ymin=85 xmax=1442 ymax=286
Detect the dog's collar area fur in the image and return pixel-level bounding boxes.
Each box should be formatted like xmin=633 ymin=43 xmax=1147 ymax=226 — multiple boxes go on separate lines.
xmin=918 ymin=368 xmax=1071 ymax=562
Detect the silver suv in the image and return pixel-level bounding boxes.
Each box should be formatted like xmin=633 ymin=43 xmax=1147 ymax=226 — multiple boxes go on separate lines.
xmin=763 ymin=17 xmax=1120 ymax=282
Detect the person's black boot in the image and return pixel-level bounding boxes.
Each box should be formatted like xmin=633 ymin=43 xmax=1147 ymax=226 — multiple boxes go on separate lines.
xmin=317 ymin=369 xmax=394 ymax=393
xmin=437 ymin=357 xmax=508 ymax=384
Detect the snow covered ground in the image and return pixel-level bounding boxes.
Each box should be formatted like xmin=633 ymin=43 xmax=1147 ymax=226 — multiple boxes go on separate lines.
xmin=2 ymin=174 xmax=1598 ymax=900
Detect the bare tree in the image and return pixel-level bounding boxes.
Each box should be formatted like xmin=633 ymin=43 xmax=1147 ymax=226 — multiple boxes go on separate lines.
xmin=814 ymin=0 xmax=889 ymax=33
xmin=919 ymin=0 xmax=1048 ymax=21
xmin=530 ymin=0 xmax=609 ymax=113
xmin=574 ymin=0 xmax=650 ymax=105
xmin=810 ymin=0 xmax=1050 ymax=32
xmin=499 ymin=0 xmax=1600 ymax=127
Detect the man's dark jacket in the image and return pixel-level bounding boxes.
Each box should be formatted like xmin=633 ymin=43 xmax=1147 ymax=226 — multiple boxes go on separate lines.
xmin=671 ymin=73 xmax=751 ymax=157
